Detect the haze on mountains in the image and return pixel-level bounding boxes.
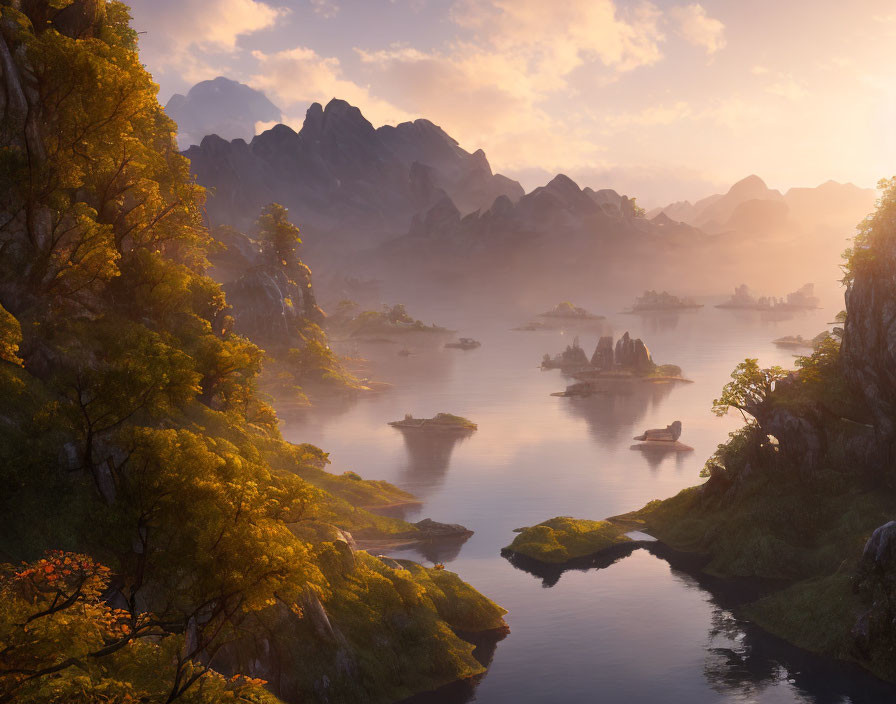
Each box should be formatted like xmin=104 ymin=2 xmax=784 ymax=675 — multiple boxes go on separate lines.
xmin=178 ymin=85 xmax=875 ymax=304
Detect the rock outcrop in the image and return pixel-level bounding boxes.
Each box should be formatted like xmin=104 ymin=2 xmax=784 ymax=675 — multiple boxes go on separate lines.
xmin=591 ymin=336 xmax=614 ymax=369
xmin=853 ymin=521 xmax=896 ymax=658
xmin=614 ymin=332 xmax=652 ymax=371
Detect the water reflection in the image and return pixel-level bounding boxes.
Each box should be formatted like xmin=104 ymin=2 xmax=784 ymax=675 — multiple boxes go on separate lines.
xmin=560 ymin=380 xmax=676 ymax=447
xmin=627 ymin=311 xmax=684 ymax=334
xmin=400 ymin=630 xmax=507 ymax=704
xmin=501 ymin=542 xmax=641 ymax=587
xmin=414 ymin=534 xmax=473 ymax=564
xmin=499 ymin=542 xmax=896 ymax=703
xmin=394 ymin=430 xmax=475 ymax=496
xmin=633 ymin=443 xmax=692 ymax=471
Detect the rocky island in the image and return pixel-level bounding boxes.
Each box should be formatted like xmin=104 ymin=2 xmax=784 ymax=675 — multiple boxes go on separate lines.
xmin=717 ymin=283 xmax=820 ymax=311
xmin=389 ymin=413 xmax=479 ymax=432
xmin=518 ymin=179 xmax=896 ymax=686
xmin=627 ymin=290 xmax=703 ymax=312
xmin=544 ymin=332 xmax=689 ymax=393
xmin=631 ymin=420 xmax=694 ymax=452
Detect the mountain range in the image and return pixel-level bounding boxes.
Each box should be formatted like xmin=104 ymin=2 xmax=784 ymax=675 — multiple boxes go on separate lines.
xmin=184 ymin=96 xmax=523 ymax=253
xmin=649 ymin=174 xmax=875 ymax=239
xmin=175 ymin=79 xmax=876 ymax=300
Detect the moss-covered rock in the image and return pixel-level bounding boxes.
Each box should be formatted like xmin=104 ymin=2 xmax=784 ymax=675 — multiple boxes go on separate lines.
xmin=502 ymin=516 xmax=631 ymax=564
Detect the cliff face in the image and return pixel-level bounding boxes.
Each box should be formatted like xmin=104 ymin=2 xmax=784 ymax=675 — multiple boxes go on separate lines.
xmin=842 ymin=236 xmax=896 ymax=447
xmin=183 ymin=99 xmax=524 ymax=251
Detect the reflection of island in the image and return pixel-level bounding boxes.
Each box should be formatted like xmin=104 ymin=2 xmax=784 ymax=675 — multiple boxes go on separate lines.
xmin=561 ymin=379 xmax=675 ymax=448
xmin=503 ymin=541 xmax=641 ymax=587
xmin=395 ymin=428 xmax=474 ymax=496
xmin=717 ymin=283 xmax=820 ymax=311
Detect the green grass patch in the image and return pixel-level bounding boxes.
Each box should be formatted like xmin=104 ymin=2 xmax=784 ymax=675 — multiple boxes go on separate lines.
xmin=504 ymin=516 xmax=631 ymax=564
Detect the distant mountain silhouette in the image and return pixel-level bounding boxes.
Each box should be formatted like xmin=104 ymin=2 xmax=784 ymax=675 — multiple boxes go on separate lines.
xmin=184 ymin=97 xmax=524 ymax=256
xmin=165 ymin=77 xmax=282 ymax=149
xmin=648 ymin=174 xmax=875 ymax=237
xmin=181 ymin=96 xmax=870 ymax=297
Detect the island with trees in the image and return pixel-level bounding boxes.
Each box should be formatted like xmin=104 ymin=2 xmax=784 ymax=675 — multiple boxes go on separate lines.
xmin=538 ymin=301 xmax=605 ymax=319
xmin=501 ymin=517 xmax=636 ymax=568
xmin=717 ymin=283 xmax=820 ymax=310
xmin=389 ymin=413 xmax=479 ymax=432
xmin=627 ymin=290 xmax=703 ymax=312
xmin=334 ymin=303 xmax=454 ymax=339
xmin=543 ymin=332 xmax=689 ymax=392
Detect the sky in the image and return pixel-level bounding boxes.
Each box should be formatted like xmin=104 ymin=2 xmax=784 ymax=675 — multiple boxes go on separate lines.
xmin=127 ymin=0 xmax=896 ymax=206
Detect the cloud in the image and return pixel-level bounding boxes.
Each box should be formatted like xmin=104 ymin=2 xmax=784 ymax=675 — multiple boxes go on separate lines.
xmin=668 ymin=4 xmax=726 ymax=54
xmin=604 ymin=101 xmax=693 ymax=129
xmin=310 ymin=0 xmax=340 ymax=18
xmin=249 ymin=47 xmax=412 ymax=127
xmin=131 ymin=0 xmax=284 ymax=55
xmin=349 ymin=0 xmax=668 ymax=169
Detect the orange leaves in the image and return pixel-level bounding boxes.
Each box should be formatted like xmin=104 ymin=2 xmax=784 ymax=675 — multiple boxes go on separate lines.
xmin=12 ymin=550 xmax=111 ymax=604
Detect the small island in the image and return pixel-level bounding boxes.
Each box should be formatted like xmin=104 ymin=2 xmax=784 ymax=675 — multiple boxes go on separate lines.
xmin=512 ymin=321 xmax=549 ymax=332
xmin=538 ymin=301 xmax=604 ymax=320
xmin=630 ymin=420 xmax=694 ymax=452
xmin=717 ymin=283 xmax=820 ymax=311
xmin=445 ymin=337 xmax=481 ymax=350
xmin=389 ymin=413 xmax=478 ymax=432
xmin=544 ymin=332 xmax=690 ymax=392
xmin=773 ymin=331 xmax=829 ymax=350
xmin=626 ymin=290 xmax=702 ymax=313
xmin=501 ymin=517 xmax=632 ymax=565
xmin=340 ymin=303 xmax=454 ymax=337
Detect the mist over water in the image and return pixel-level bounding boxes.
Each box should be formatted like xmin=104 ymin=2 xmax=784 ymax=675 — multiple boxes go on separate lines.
xmin=279 ymin=290 xmax=896 ymax=703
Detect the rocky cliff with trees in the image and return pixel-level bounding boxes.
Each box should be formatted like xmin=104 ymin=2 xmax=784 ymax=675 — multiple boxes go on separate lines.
xmin=0 ymin=3 xmax=506 ymax=702
xmin=616 ymin=177 xmax=896 ymax=681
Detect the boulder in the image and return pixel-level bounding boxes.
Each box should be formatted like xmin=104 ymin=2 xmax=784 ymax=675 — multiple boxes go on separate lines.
xmin=634 ymin=420 xmax=682 ymax=442
xmin=853 ymin=521 xmax=896 ymax=658
xmin=414 ymin=518 xmax=473 ymax=539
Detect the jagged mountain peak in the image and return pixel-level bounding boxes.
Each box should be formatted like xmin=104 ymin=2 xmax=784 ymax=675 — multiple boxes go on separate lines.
xmin=184 ymin=95 xmax=524 ymax=245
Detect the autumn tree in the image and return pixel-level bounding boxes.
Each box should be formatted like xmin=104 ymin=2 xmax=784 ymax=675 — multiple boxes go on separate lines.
xmin=257 ymin=203 xmax=301 ymax=272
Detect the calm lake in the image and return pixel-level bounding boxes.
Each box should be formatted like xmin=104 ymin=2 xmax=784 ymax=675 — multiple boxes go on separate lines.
xmin=281 ymin=291 xmax=896 ymax=704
